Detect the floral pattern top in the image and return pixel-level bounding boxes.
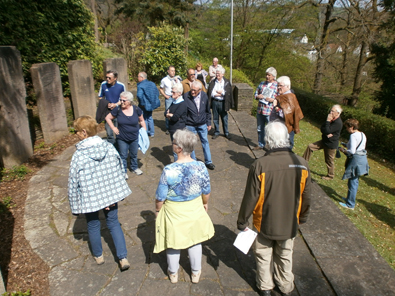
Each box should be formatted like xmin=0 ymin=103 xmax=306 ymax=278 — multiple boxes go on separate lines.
xmin=156 ymin=161 xmax=211 ymax=202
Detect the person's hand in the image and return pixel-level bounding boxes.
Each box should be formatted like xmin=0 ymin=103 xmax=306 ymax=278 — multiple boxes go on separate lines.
xmin=207 ymin=125 xmax=212 ymax=131
xmin=165 ymin=94 xmax=171 ymax=99
xmin=327 ymin=133 xmax=333 ymax=138
xmin=112 ymin=127 xmax=120 ymax=135
xmin=257 ymin=94 xmax=264 ymax=100
xmin=203 ymin=204 xmax=208 ymax=212
xmin=267 ymin=97 xmax=274 ymax=102
xmin=327 ymin=113 xmax=333 ymax=121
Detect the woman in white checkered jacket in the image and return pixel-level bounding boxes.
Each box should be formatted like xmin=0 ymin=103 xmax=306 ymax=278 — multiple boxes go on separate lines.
xmin=68 ymin=115 xmax=132 ymax=271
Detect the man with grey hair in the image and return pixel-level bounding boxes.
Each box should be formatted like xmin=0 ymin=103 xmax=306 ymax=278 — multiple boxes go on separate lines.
xmin=237 ymin=121 xmax=311 ymax=296
xmin=208 ymin=57 xmax=223 ymax=82
xmin=137 ymin=72 xmax=160 ymax=137
xmin=208 ymin=67 xmax=234 ymax=140
xmin=303 ymin=104 xmax=343 ymax=180
xmin=183 ymin=80 xmax=215 ymax=170
xmin=253 ymin=67 xmax=278 ymax=149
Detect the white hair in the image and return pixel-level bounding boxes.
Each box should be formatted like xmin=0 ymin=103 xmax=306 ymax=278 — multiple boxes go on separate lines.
xmin=332 ymin=104 xmax=343 ymax=115
xmin=216 ymin=67 xmax=225 ymax=74
xmin=172 ymin=83 xmax=183 ymax=94
xmin=264 ymin=121 xmax=290 ymax=149
xmin=277 ymin=76 xmax=291 ymax=88
xmin=173 ymin=128 xmax=198 ymax=155
xmin=120 ymin=91 xmax=134 ymax=104
xmin=191 ymin=80 xmax=203 ymax=90
xmin=266 ymin=67 xmax=277 ymax=78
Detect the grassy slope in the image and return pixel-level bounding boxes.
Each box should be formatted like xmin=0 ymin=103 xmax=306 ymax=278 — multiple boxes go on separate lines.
xmin=293 ymin=119 xmax=395 ymax=270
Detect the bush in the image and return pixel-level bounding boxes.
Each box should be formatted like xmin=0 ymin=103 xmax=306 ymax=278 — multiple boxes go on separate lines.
xmin=294 ymin=87 xmax=395 ymax=162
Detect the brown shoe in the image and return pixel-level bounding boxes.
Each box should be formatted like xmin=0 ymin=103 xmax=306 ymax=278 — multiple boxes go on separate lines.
xmin=253 ymin=146 xmax=263 ymax=150
xmin=191 ymin=270 xmax=201 ymax=284
xmin=168 ymin=269 xmax=178 ymax=283
xmin=119 ymin=258 xmax=130 ymax=270
xmin=94 ymin=255 xmax=104 ymax=265
xmin=322 ymin=176 xmax=333 ymax=180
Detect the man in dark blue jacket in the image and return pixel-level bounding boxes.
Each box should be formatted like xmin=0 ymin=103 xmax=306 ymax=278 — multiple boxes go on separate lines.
xmin=137 ymin=72 xmax=160 ymax=137
xmin=183 ymin=80 xmax=215 ymax=170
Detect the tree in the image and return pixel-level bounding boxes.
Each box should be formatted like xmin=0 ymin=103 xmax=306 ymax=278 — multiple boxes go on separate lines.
xmin=371 ymin=0 xmax=395 ymax=119
xmin=0 ymin=0 xmax=98 ymax=90
xmin=138 ymin=23 xmax=187 ymax=83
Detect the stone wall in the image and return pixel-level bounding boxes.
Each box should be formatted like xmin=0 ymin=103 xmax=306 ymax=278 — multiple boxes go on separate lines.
xmin=103 ymin=58 xmax=129 ymax=91
xmin=233 ymin=83 xmax=254 ymax=112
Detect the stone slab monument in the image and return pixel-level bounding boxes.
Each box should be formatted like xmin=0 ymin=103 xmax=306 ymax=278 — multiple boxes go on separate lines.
xmin=31 ymin=63 xmax=69 ymax=144
xmin=0 ymin=46 xmax=33 ymax=168
xmin=68 ymin=60 xmax=96 ymax=119
xmin=233 ymin=83 xmax=254 ymax=112
xmin=103 ymin=58 xmax=129 ymax=91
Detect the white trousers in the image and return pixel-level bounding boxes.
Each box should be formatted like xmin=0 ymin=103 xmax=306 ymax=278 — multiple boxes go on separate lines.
xmin=166 ymin=244 xmax=202 ymax=274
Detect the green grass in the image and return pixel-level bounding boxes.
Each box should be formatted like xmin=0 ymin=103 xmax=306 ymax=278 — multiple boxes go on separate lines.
xmin=294 ymin=119 xmax=395 ymax=270
xmin=0 ymin=165 xmax=31 ymax=182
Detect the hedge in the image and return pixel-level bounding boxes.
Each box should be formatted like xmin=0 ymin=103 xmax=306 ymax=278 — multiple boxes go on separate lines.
xmin=294 ymin=87 xmax=395 ymax=162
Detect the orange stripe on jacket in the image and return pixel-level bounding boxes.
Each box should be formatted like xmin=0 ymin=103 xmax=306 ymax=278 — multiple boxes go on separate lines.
xmin=297 ymin=170 xmax=309 ymax=223
xmin=253 ymin=173 xmax=265 ymax=232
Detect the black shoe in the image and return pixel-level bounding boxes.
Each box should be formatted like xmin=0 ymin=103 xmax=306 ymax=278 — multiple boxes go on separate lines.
xmin=225 ymin=134 xmax=231 ymax=140
xmin=212 ymin=134 xmax=219 ymax=139
xmin=259 ymin=290 xmax=271 ymax=296
xmin=205 ymin=163 xmax=215 ymax=170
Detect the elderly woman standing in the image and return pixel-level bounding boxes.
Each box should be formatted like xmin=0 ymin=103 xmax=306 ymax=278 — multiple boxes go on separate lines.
xmin=254 ymin=67 xmax=278 ymax=149
xmin=195 ymin=62 xmax=209 ymax=89
xmin=165 ymin=83 xmax=187 ymax=161
xmin=105 ymin=91 xmax=146 ymax=177
xmin=154 ymin=129 xmax=215 ymax=284
xmin=68 ymin=116 xmax=131 ymax=270
xmin=338 ymin=119 xmax=369 ymax=210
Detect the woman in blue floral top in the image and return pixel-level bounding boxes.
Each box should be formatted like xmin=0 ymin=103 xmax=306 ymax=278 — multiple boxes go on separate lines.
xmin=154 ymin=129 xmax=215 ymax=284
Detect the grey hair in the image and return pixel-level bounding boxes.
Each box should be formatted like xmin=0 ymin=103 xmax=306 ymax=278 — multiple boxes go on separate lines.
xmin=191 ymin=80 xmax=203 ymax=90
xmin=264 ymin=121 xmax=290 ymax=149
xmin=277 ymin=76 xmax=291 ymax=88
xmin=332 ymin=104 xmax=343 ymax=115
xmin=173 ymin=128 xmax=198 ymax=155
xmin=120 ymin=91 xmax=134 ymax=104
xmin=216 ymin=67 xmax=225 ymax=74
xmin=266 ymin=67 xmax=277 ymax=78
xmin=172 ymin=83 xmax=183 ymax=94
xmin=138 ymin=72 xmax=147 ymax=79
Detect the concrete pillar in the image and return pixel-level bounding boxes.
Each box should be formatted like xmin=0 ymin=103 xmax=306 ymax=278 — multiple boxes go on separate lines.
xmin=0 ymin=46 xmax=33 ymax=168
xmin=233 ymin=83 xmax=254 ymax=112
xmin=103 ymin=58 xmax=129 ymax=90
xmin=67 ymin=60 xmax=96 ymax=119
xmin=30 ymin=63 xmax=69 ymax=144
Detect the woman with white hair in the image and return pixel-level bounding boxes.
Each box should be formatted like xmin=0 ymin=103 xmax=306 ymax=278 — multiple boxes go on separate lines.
xmin=253 ymin=67 xmax=278 ymax=150
xmin=105 ymin=91 xmax=147 ymax=178
xmin=154 ymin=128 xmax=215 ymax=285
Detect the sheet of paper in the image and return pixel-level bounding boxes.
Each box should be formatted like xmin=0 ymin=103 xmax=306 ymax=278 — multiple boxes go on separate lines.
xmin=233 ymin=227 xmax=258 ymax=254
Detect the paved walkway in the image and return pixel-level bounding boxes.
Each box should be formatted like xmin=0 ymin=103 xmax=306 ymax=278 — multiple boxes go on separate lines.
xmin=25 ymin=111 xmax=395 ymax=295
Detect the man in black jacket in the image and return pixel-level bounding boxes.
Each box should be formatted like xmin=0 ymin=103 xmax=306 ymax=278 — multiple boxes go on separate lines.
xmin=207 ymin=68 xmax=234 ymax=140
xmin=237 ymin=121 xmax=311 ymax=296
xmin=183 ymin=80 xmax=215 ymax=170
xmin=302 ymin=104 xmax=343 ymax=180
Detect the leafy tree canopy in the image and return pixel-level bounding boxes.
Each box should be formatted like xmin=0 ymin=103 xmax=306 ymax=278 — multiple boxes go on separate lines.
xmin=0 ymin=0 xmax=98 ymax=90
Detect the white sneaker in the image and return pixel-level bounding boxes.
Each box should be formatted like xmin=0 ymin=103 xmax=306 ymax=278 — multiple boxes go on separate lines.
xmin=133 ymin=168 xmax=143 ymax=175
xmin=125 ymin=173 xmax=129 ymax=180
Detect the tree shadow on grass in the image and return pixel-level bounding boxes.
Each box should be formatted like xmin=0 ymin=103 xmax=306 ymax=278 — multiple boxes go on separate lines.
xmin=362 ymin=176 xmax=395 ymax=197
xmin=358 ymin=199 xmax=395 ymax=229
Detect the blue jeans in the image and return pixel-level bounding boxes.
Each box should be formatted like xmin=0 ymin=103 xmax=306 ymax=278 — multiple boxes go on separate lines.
xmin=105 ymin=118 xmax=118 ymax=145
xmin=289 ymin=131 xmax=295 ymax=149
xmin=345 ymin=176 xmax=359 ymax=208
xmin=257 ymin=114 xmax=270 ymax=147
xmin=212 ymin=100 xmax=228 ymax=136
xmin=85 ymin=203 xmax=127 ymax=260
xmin=186 ymin=125 xmax=212 ymax=164
xmin=142 ymin=109 xmax=154 ymax=136
xmin=169 ymin=133 xmax=178 ymax=162
xmin=165 ymin=98 xmax=174 ymax=130
xmin=117 ymin=138 xmax=139 ymax=172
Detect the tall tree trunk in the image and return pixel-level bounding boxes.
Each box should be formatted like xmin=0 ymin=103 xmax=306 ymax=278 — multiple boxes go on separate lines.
xmin=340 ymin=32 xmax=352 ymax=91
xmin=90 ymin=0 xmax=99 ymax=42
xmin=184 ymin=22 xmax=189 ymax=55
xmin=313 ymin=0 xmax=336 ymax=94
xmin=352 ymin=40 xmax=368 ymax=97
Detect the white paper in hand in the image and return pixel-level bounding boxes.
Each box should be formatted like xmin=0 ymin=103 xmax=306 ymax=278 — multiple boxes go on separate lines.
xmin=233 ymin=227 xmax=258 ymax=254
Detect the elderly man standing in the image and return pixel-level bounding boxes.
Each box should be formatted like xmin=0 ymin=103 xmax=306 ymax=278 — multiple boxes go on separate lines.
xmin=237 ymin=121 xmax=311 ymax=296
xmin=303 ymin=105 xmax=343 ymax=180
xmin=208 ymin=68 xmax=234 ymax=140
xmin=182 ymin=68 xmax=206 ymax=94
xmin=270 ymin=76 xmax=303 ymax=149
xmin=99 ymin=70 xmax=126 ymax=145
xmin=208 ymin=57 xmax=222 ymax=82
xmin=137 ymin=72 xmax=160 ymax=137
xmin=254 ymin=67 xmax=278 ymax=150
xmin=160 ymin=66 xmax=182 ymax=134
xmin=184 ymin=80 xmax=215 ymax=170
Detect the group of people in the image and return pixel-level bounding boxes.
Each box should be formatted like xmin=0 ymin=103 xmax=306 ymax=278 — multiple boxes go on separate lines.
xmin=68 ymin=62 xmax=369 ymax=296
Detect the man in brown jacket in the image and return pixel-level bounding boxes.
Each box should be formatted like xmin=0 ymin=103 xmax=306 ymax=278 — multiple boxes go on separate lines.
xmin=270 ymin=76 xmax=303 ymax=148
xmin=237 ymin=121 xmax=311 ymax=296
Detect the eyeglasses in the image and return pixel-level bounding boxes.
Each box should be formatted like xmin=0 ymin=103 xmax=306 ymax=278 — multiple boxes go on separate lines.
xmin=171 ymin=91 xmax=178 ymax=94
xmin=278 ymin=84 xmax=285 ymax=87
xmin=172 ymin=142 xmax=178 ymax=146
xmin=120 ymin=99 xmax=127 ymax=102
xmin=191 ymin=89 xmax=199 ymax=92
xmin=106 ymin=76 xmax=113 ymax=80
xmin=189 ymin=73 xmax=195 ymax=76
